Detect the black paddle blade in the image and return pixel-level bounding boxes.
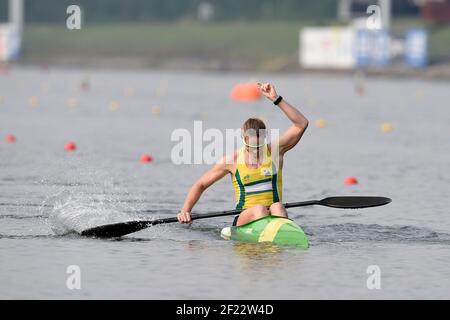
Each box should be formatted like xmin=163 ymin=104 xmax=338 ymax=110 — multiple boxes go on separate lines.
xmin=80 ymin=220 xmax=151 ymax=238
xmin=319 ymin=196 xmax=391 ymax=209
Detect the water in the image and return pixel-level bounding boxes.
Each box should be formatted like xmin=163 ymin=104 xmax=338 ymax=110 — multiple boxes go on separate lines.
xmin=1 ymin=67 xmax=450 ymax=299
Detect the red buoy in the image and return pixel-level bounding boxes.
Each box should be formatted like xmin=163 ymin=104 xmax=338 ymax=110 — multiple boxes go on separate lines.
xmin=5 ymin=134 xmax=16 ymax=143
xmin=344 ymin=176 xmax=358 ymax=185
xmin=80 ymin=79 xmax=90 ymax=92
xmin=0 ymin=64 xmax=9 ymax=75
xmin=64 ymin=142 xmax=77 ymax=151
xmin=140 ymin=154 xmax=153 ymax=163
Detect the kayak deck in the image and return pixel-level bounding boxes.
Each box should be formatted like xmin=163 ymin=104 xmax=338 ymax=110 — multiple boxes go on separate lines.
xmin=221 ymin=215 xmax=309 ymax=249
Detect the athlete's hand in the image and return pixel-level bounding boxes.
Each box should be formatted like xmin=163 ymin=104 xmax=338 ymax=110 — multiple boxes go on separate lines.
xmin=257 ymin=82 xmax=278 ymax=102
xmin=177 ymin=211 xmax=192 ymax=224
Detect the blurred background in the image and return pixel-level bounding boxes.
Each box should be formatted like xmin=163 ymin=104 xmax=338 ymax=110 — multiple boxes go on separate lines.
xmin=1 ymin=0 xmax=449 ymax=75
xmin=1 ymin=1 xmax=450 ymax=299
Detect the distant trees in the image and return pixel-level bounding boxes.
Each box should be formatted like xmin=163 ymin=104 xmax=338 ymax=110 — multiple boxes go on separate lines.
xmin=7 ymin=0 xmax=418 ymax=24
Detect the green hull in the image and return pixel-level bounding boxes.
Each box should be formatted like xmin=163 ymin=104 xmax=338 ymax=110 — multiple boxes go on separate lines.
xmin=221 ymin=216 xmax=309 ymax=249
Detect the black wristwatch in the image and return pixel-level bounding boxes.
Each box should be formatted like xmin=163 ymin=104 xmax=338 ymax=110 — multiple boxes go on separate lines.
xmin=273 ymin=95 xmax=283 ymax=105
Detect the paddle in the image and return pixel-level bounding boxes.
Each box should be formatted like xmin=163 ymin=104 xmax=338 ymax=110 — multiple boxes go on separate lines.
xmin=80 ymin=196 xmax=391 ymax=238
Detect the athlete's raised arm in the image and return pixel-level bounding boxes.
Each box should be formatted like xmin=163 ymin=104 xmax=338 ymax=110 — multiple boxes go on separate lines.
xmin=258 ymin=83 xmax=309 ymax=155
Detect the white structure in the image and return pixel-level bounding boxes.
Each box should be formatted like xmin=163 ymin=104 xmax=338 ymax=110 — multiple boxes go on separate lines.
xmin=0 ymin=0 xmax=24 ymax=61
xmin=198 ymin=2 xmax=215 ymax=22
xmin=9 ymin=0 xmax=24 ymax=33
xmin=300 ymin=27 xmax=356 ymax=69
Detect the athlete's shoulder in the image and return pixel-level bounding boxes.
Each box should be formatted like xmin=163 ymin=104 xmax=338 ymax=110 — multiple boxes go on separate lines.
xmin=216 ymin=149 xmax=240 ymax=170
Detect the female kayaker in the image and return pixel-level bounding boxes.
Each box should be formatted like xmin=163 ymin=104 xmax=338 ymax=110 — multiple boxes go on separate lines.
xmin=177 ymin=83 xmax=309 ymax=226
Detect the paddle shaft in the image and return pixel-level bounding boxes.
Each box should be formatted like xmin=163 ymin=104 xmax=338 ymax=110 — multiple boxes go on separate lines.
xmin=80 ymin=196 xmax=390 ymax=237
xmin=147 ymin=200 xmax=320 ymax=226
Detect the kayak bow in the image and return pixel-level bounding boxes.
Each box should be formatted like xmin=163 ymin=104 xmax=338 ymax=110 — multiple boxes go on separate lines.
xmin=221 ymin=215 xmax=309 ymax=249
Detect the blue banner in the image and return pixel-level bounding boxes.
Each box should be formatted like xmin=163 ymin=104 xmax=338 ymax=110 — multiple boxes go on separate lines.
xmin=404 ymin=29 xmax=428 ymax=68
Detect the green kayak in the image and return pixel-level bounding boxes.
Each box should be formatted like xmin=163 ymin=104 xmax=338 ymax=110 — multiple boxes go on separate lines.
xmin=220 ymin=215 xmax=309 ymax=249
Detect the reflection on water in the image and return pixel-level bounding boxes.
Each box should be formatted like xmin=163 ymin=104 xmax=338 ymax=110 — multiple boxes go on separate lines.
xmin=232 ymin=241 xmax=283 ymax=270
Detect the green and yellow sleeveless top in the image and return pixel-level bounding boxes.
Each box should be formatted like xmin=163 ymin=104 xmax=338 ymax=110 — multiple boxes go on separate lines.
xmin=231 ymin=145 xmax=282 ymax=209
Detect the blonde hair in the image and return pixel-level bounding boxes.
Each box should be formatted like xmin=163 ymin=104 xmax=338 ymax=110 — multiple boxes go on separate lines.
xmin=242 ymin=118 xmax=266 ymax=138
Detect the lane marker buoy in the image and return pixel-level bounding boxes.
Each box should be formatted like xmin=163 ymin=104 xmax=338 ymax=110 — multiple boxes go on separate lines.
xmin=381 ymin=122 xmax=393 ymax=133
xmin=230 ymin=83 xmax=261 ymax=102
xmin=109 ymin=100 xmax=120 ymax=111
xmin=151 ymin=105 xmax=161 ymax=114
xmin=5 ymin=134 xmax=16 ymax=143
xmin=140 ymin=154 xmax=153 ymax=163
xmin=64 ymin=142 xmax=77 ymax=151
xmin=344 ymin=176 xmax=358 ymax=185
xmin=29 ymin=96 xmax=39 ymax=108
xmin=315 ymin=119 xmax=327 ymax=128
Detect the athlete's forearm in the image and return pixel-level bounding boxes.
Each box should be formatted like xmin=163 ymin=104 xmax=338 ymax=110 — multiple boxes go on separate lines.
xmin=180 ymin=161 xmax=230 ymax=214
xmin=181 ymin=182 xmax=206 ymax=213
xmin=277 ymin=98 xmax=309 ymax=129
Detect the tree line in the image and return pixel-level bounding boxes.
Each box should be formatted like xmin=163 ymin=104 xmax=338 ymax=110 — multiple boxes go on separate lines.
xmin=0 ymin=0 xmax=419 ymax=24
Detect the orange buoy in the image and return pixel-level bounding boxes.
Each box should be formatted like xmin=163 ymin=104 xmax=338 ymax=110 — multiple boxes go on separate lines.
xmin=140 ymin=154 xmax=153 ymax=163
xmin=109 ymin=100 xmax=120 ymax=111
xmin=5 ymin=134 xmax=16 ymax=143
xmin=381 ymin=122 xmax=393 ymax=133
xmin=67 ymin=98 xmax=78 ymax=108
xmin=344 ymin=176 xmax=358 ymax=185
xmin=64 ymin=142 xmax=77 ymax=151
xmin=151 ymin=105 xmax=161 ymax=114
xmin=315 ymin=119 xmax=327 ymax=128
xmin=230 ymin=83 xmax=261 ymax=102
xmin=29 ymin=96 xmax=39 ymax=108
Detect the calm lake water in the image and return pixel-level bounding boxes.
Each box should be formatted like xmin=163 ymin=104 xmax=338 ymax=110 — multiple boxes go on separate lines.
xmin=1 ymin=67 xmax=450 ymax=299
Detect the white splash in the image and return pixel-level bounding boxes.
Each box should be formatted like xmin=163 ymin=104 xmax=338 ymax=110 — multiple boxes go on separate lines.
xmin=49 ymin=192 xmax=134 ymax=235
